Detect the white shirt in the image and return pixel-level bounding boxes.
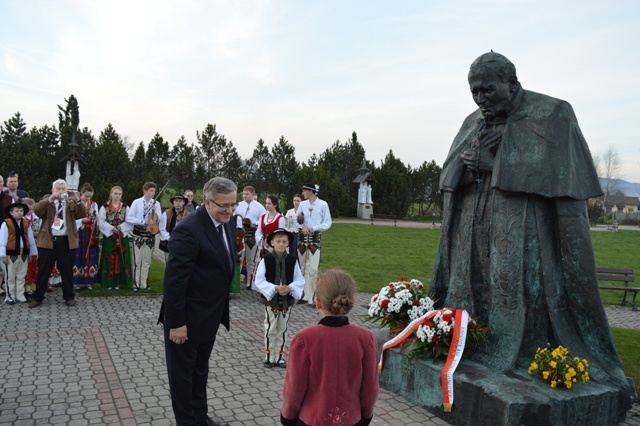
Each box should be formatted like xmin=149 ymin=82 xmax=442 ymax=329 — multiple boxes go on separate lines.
xmin=126 ymin=197 xmax=162 ymax=227
xmin=285 ymin=208 xmax=301 ymax=231
xmin=98 ymin=203 xmax=133 ymax=237
xmin=75 ymin=200 xmax=99 ymax=230
xmin=298 ymin=197 xmax=332 ymax=232
xmin=233 ymin=200 xmax=266 ymax=226
xmin=254 ymin=255 xmax=305 ymax=301
xmin=0 ymin=219 xmax=38 ymax=257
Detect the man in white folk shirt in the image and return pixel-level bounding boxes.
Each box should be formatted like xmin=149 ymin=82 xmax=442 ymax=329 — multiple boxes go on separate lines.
xmin=126 ymin=182 xmax=162 ymax=291
xmin=296 ymin=182 xmax=332 ymax=306
xmin=233 ymin=186 xmax=266 ymax=289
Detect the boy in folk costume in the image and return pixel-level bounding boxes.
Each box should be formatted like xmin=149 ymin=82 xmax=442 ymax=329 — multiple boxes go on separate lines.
xmin=158 ymin=195 xmax=189 ymax=261
xmin=0 ymin=203 xmax=38 ymax=304
xmin=254 ymin=228 xmax=304 ymax=368
xmin=126 ymin=182 xmax=162 ymax=291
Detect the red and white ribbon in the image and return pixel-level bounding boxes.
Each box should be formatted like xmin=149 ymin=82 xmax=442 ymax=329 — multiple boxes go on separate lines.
xmin=378 ymin=308 xmax=469 ymax=413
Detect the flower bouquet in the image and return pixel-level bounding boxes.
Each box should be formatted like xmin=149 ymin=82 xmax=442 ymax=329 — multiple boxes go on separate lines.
xmin=528 ymin=344 xmax=590 ymax=389
xmin=399 ymin=308 xmax=489 ymax=362
xmin=366 ymin=278 xmax=435 ymax=335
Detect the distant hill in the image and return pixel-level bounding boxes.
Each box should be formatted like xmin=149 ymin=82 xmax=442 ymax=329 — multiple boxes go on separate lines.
xmin=599 ymin=178 xmax=640 ymax=197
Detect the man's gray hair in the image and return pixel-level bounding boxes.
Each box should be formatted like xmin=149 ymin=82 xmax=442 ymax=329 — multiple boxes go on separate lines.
xmin=52 ymin=178 xmax=68 ymax=189
xmin=203 ymin=177 xmax=237 ymax=201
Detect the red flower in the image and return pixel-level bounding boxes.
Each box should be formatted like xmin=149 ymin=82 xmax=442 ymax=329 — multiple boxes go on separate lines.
xmin=442 ymin=313 xmax=453 ymax=322
xmin=432 ymin=335 xmax=440 ymax=343
xmin=413 ymin=300 xmax=421 ymax=306
xmin=384 ymin=315 xmax=391 ymax=321
xmin=418 ymin=284 xmax=424 ymax=290
xmin=381 ymin=299 xmax=390 ymax=308
xmin=405 ymin=283 xmax=411 ymax=289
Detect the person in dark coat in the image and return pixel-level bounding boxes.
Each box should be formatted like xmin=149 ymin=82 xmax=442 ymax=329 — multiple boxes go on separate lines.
xmin=158 ymin=176 xmax=237 ymax=426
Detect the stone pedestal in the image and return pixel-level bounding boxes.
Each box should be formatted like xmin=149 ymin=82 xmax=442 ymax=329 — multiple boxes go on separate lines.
xmin=357 ymin=203 xmax=373 ymax=219
xmin=376 ymin=330 xmax=633 ymax=426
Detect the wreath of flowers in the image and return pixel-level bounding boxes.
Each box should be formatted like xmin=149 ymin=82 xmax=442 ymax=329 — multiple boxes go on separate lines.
xmin=528 ymin=344 xmax=590 ymax=389
xmin=366 ymin=278 xmax=435 ymax=327
xmin=401 ymin=308 xmax=489 ymax=362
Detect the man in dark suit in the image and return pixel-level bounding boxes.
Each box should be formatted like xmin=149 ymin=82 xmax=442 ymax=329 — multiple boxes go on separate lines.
xmin=159 ymin=177 xmax=237 ymax=426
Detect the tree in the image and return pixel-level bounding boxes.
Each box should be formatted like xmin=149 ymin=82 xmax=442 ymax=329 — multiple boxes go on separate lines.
xmin=89 ymin=124 xmax=134 ymax=204
xmin=408 ymin=160 xmax=443 ymax=217
xmin=292 ymin=163 xmax=351 ymax=216
xmin=270 ymin=136 xmax=299 ymax=200
xmin=132 ymin=142 xmax=148 ymax=181
xmin=169 ymin=135 xmax=199 ymax=193
xmin=146 ymin=133 xmax=171 ymax=184
xmin=594 ymin=145 xmax=622 ymax=216
xmin=24 ymin=124 xmax=61 ymax=196
xmin=373 ymin=150 xmax=412 ymax=217
xmin=246 ymin=139 xmax=273 ymax=197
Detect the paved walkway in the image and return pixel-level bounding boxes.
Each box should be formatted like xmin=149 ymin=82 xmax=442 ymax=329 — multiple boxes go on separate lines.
xmin=0 ymin=284 xmax=638 ymax=425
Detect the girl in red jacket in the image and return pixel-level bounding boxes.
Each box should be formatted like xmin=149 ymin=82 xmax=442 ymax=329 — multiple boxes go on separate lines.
xmin=281 ymin=269 xmax=379 ymax=426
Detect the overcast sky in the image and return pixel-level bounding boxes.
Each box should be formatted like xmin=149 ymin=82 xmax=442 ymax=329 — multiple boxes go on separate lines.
xmin=2 ymin=1 xmax=639 ymax=185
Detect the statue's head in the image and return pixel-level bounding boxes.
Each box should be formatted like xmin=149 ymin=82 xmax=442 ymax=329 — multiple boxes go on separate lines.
xmin=468 ymin=52 xmax=521 ymax=120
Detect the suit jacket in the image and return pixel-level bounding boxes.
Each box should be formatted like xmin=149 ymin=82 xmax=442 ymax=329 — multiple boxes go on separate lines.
xmin=33 ymin=196 xmax=87 ymax=249
xmin=158 ymin=206 xmax=237 ymax=341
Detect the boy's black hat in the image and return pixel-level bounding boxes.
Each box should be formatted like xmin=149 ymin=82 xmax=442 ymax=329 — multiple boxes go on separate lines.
xmin=267 ymin=228 xmax=293 ymax=247
xmin=170 ymin=195 xmax=187 ymax=203
xmin=5 ymin=202 xmax=29 ymax=217
xmin=302 ymin=182 xmax=319 ymax=194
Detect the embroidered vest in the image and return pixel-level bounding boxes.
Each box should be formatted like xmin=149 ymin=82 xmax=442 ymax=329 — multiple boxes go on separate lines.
xmin=4 ymin=218 xmax=30 ymax=255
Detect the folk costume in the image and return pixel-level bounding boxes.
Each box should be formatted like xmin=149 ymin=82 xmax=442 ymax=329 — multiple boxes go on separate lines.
xmin=98 ymin=201 xmax=133 ymax=290
xmin=297 ymin=184 xmax=332 ymax=304
xmin=158 ymin=196 xmax=189 ymax=262
xmin=284 ymin=206 xmax=301 ymax=260
xmin=253 ymin=211 xmax=286 ymax=282
xmin=126 ymin=196 xmax=162 ymax=290
xmin=0 ymin=204 xmax=37 ymax=303
xmin=233 ymin=199 xmax=266 ymax=289
xmin=24 ymin=210 xmax=41 ymax=294
xmin=254 ymin=229 xmax=304 ymax=367
xmin=73 ymin=198 xmax=99 ymax=289
xmin=432 ymin=86 xmax=635 ymax=403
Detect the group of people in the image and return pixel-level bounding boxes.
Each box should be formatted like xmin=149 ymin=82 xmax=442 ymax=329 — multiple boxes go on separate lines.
xmin=0 ymin=177 xmax=200 ymax=306
xmin=160 ymin=177 xmax=379 ymax=426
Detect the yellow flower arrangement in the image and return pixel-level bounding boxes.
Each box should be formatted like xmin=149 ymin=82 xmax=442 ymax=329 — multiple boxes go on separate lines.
xmin=528 ymin=344 xmax=590 ymax=389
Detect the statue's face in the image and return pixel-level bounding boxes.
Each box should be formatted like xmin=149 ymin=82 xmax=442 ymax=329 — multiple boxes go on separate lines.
xmin=468 ymin=69 xmax=514 ymax=120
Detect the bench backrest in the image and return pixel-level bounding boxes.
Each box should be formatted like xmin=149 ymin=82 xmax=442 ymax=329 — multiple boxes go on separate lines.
xmin=596 ymin=267 xmax=634 ymax=284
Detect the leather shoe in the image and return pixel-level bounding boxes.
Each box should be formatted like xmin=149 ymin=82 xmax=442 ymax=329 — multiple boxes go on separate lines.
xmin=65 ymin=299 xmax=77 ymax=307
xmin=199 ymin=415 xmax=229 ymax=426
xmin=29 ymin=300 xmax=42 ymax=308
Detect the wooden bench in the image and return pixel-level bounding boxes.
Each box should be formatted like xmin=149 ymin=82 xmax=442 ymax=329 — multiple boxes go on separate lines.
xmin=370 ymin=214 xmax=397 ymax=226
xmin=607 ymin=223 xmax=619 ymax=232
xmin=596 ymin=267 xmax=638 ymax=311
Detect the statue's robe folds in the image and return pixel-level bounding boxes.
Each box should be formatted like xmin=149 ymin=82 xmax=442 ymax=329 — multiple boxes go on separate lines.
xmin=432 ymin=89 xmax=635 ymax=402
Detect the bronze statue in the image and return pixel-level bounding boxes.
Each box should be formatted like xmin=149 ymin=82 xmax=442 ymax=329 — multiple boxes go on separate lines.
xmin=431 ymin=52 xmax=635 ymax=404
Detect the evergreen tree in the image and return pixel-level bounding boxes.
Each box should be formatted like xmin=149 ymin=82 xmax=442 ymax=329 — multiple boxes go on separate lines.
xmin=169 ymin=135 xmax=198 ymax=193
xmin=408 ymin=160 xmax=443 ymax=217
xmin=246 ymin=139 xmax=273 ymax=198
xmin=373 ymin=150 xmax=411 ymax=217
xmin=146 ymin=133 xmax=170 ymax=185
xmin=90 ymin=124 xmax=135 ymax=204
xmin=270 ymin=136 xmax=299 ymax=201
